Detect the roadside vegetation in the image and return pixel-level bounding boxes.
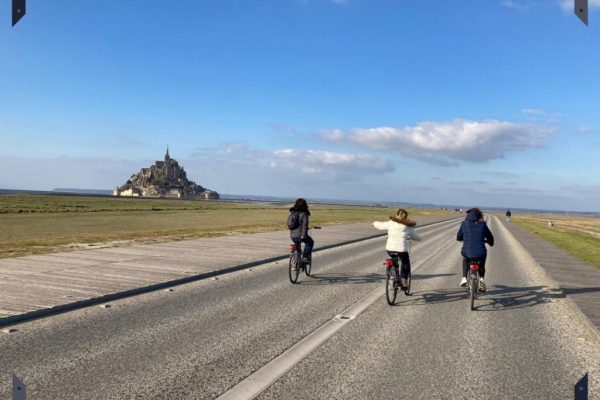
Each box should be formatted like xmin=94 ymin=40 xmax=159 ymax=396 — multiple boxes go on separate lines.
xmin=0 ymin=195 xmax=452 ymax=258
xmin=512 ymin=215 xmax=600 ymax=269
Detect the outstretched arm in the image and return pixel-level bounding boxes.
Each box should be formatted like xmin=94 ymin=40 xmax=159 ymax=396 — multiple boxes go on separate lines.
xmin=372 ymin=221 xmax=389 ymax=231
xmin=410 ymin=228 xmax=422 ymax=241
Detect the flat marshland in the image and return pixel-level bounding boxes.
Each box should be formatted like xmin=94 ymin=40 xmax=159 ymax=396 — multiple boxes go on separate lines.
xmin=0 ymin=195 xmax=451 ymax=259
xmin=512 ymin=214 xmax=600 ymax=269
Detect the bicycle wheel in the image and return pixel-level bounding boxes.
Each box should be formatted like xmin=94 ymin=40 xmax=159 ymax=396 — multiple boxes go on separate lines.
xmin=304 ymin=257 xmax=312 ymax=276
xmin=404 ymin=273 xmax=411 ymax=296
xmin=386 ymin=267 xmax=398 ymax=305
xmin=289 ymin=253 xmax=300 ymax=284
xmin=469 ymin=271 xmax=478 ymax=311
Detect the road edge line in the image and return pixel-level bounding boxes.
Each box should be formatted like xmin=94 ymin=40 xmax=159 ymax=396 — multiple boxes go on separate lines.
xmin=216 ymin=231 xmax=459 ymax=399
xmin=0 ymin=217 xmax=461 ymax=328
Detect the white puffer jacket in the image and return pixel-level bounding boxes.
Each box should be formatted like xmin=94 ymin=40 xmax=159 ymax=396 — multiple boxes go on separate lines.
xmin=372 ymin=219 xmax=422 ymax=252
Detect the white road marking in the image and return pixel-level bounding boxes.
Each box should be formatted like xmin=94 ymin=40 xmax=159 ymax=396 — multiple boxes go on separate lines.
xmin=217 ymin=234 xmax=457 ymax=400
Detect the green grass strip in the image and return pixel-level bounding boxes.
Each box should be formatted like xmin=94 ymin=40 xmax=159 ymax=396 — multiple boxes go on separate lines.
xmin=0 ymin=195 xmax=452 ymax=258
xmin=514 ymin=220 xmax=600 ymax=269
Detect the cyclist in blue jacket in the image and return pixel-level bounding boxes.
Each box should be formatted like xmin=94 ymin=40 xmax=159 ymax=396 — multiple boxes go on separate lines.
xmin=456 ymin=208 xmax=494 ymax=291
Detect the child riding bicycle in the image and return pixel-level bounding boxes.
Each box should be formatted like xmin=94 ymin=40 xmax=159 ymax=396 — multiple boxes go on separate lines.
xmin=373 ymin=209 xmax=422 ymax=287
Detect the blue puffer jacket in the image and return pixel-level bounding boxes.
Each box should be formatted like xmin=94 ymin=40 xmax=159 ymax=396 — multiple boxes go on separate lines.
xmin=456 ymin=212 xmax=494 ymax=259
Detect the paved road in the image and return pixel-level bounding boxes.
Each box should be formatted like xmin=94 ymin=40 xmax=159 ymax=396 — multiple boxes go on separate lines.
xmin=0 ymin=217 xmax=598 ymax=399
xmin=0 ymin=215 xmax=456 ymax=325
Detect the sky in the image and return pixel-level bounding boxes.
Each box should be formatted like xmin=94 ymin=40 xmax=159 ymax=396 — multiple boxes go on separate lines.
xmin=1 ymin=0 xmax=600 ymax=212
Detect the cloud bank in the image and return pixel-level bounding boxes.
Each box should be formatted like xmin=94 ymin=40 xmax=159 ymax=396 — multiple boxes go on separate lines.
xmin=271 ymin=149 xmax=393 ymax=178
xmin=191 ymin=143 xmax=394 ymax=181
xmin=321 ymin=119 xmax=553 ymax=164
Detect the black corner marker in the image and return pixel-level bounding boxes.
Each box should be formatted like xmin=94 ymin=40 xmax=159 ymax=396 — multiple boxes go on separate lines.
xmin=574 ymin=0 xmax=588 ymax=26
xmin=574 ymin=373 xmax=588 ymax=400
xmin=12 ymin=0 xmax=26 ymax=26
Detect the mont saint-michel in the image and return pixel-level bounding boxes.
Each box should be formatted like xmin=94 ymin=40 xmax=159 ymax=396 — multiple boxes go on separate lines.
xmin=113 ymin=148 xmax=219 ymax=199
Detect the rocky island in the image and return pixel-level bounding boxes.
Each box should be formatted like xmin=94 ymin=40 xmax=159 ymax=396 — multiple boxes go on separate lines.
xmin=113 ymin=148 xmax=219 ymax=199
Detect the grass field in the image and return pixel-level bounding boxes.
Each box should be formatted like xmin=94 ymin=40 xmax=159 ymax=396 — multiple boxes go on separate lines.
xmin=0 ymin=195 xmax=452 ymax=259
xmin=512 ymin=214 xmax=600 ymax=269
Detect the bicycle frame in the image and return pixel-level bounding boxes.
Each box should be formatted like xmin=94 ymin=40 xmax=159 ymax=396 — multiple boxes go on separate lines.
xmin=289 ymin=244 xmax=302 ymax=267
xmin=384 ymin=258 xmax=398 ymax=283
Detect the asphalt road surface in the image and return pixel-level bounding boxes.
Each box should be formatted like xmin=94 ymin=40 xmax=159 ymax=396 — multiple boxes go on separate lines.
xmin=1 ymin=217 xmax=598 ymax=399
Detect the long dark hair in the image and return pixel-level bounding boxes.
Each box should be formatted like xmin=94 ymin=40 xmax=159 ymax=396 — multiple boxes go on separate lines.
xmin=466 ymin=207 xmax=484 ymax=221
xmin=290 ymin=198 xmax=310 ymax=215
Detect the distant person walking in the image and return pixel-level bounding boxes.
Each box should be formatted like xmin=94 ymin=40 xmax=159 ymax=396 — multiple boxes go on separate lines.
xmin=372 ymin=209 xmax=422 ymax=287
xmin=288 ymin=198 xmax=314 ymax=264
xmin=457 ymin=208 xmax=494 ymax=291
xmin=505 ymin=209 xmax=512 ymax=222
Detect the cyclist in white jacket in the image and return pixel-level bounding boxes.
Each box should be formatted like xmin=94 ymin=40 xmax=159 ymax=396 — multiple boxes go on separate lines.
xmin=373 ymin=209 xmax=422 ymax=287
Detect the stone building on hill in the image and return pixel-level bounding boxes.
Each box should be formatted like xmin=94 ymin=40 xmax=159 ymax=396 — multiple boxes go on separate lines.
xmin=113 ymin=148 xmax=219 ymax=199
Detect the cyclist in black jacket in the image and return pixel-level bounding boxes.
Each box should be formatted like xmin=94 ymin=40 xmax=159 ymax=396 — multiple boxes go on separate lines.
xmin=289 ymin=198 xmax=314 ymax=264
xmin=456 ymin=208 xmax=494 ymax=291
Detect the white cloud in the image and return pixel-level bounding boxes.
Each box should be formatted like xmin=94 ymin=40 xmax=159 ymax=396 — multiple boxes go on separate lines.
xmin=502 ymin=0 xmax=539 ymax=12
xmin=190 ymin=142 xmax=270 ymax=161
xmin=191 ymin=143 xmax=394 ymax=182
xmin=578 ymin=126 xmax=599 ymax=134
xmin=271 ymin=149 xmax=393 ymax=179
xmin=271 ymin=123 xmax=297 ymax=135
xmin=321 ymin=119 xmax=553 ymax=164
xmin=503 ymin=0 xmax=600 ymax=12
xmin=521 ymin=108 xmax=545 ymax=115
xmin=559 ymin=0 xmax=600 ymax=11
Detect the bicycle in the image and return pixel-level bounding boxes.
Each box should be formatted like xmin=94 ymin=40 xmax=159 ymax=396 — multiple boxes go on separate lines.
xmin=384 ymin=257 xmax=411 ymax=305
xmin=288 ymin=226 xmax=320 ymax=284
xmin=466 ymin=259 xmax=481 ymax=310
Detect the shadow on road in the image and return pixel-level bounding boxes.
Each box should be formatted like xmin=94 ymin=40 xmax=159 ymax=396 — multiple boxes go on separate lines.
xmin=475 ymin=285 xmax=564 ymax=311
xmin=562 ymin=287 xmax=600 ymax=296
xmin=297 ymin=272 xmax=383 ymax=286
xmin=412 ymin=273 xmax=456 ymax=281
xmin=300 ymin=272 xmax=459 ymax=286
xmin=396 ymin=284 xmax=600 ymax=311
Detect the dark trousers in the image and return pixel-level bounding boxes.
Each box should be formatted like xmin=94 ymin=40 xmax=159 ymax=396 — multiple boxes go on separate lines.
xmin=387 ymin=251 xmax=411 ymax=279
xmin=462 ymin=257 xmax=486 ymax=278
xmin=293 ymin=235 xmax=314 ymax=259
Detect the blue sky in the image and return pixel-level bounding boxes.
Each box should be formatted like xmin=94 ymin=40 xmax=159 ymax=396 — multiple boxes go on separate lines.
xmin=1 ymin=0 xmax=599 ymax=211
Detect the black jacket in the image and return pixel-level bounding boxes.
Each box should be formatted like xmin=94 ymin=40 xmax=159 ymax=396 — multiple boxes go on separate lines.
xmin=456 ymin=212 xmax=494 ymax=259
xmin=290 ymin=210 xmax=309 ymax=239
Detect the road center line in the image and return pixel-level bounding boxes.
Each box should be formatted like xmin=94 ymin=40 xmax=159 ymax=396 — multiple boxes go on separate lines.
xmin=217 ymin=233 xmax=457 ymax=400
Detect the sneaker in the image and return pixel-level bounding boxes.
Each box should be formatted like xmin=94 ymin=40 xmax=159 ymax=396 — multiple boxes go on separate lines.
xmin=460 ymin=277 xmax=467 ymax=287
xmin=301 ymin=257 xmax=311 ymax=265
xmin=400 ymin=278 xmax=408 ymax=288
xmin=479 ymin=278 xmax=487 ymax=292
